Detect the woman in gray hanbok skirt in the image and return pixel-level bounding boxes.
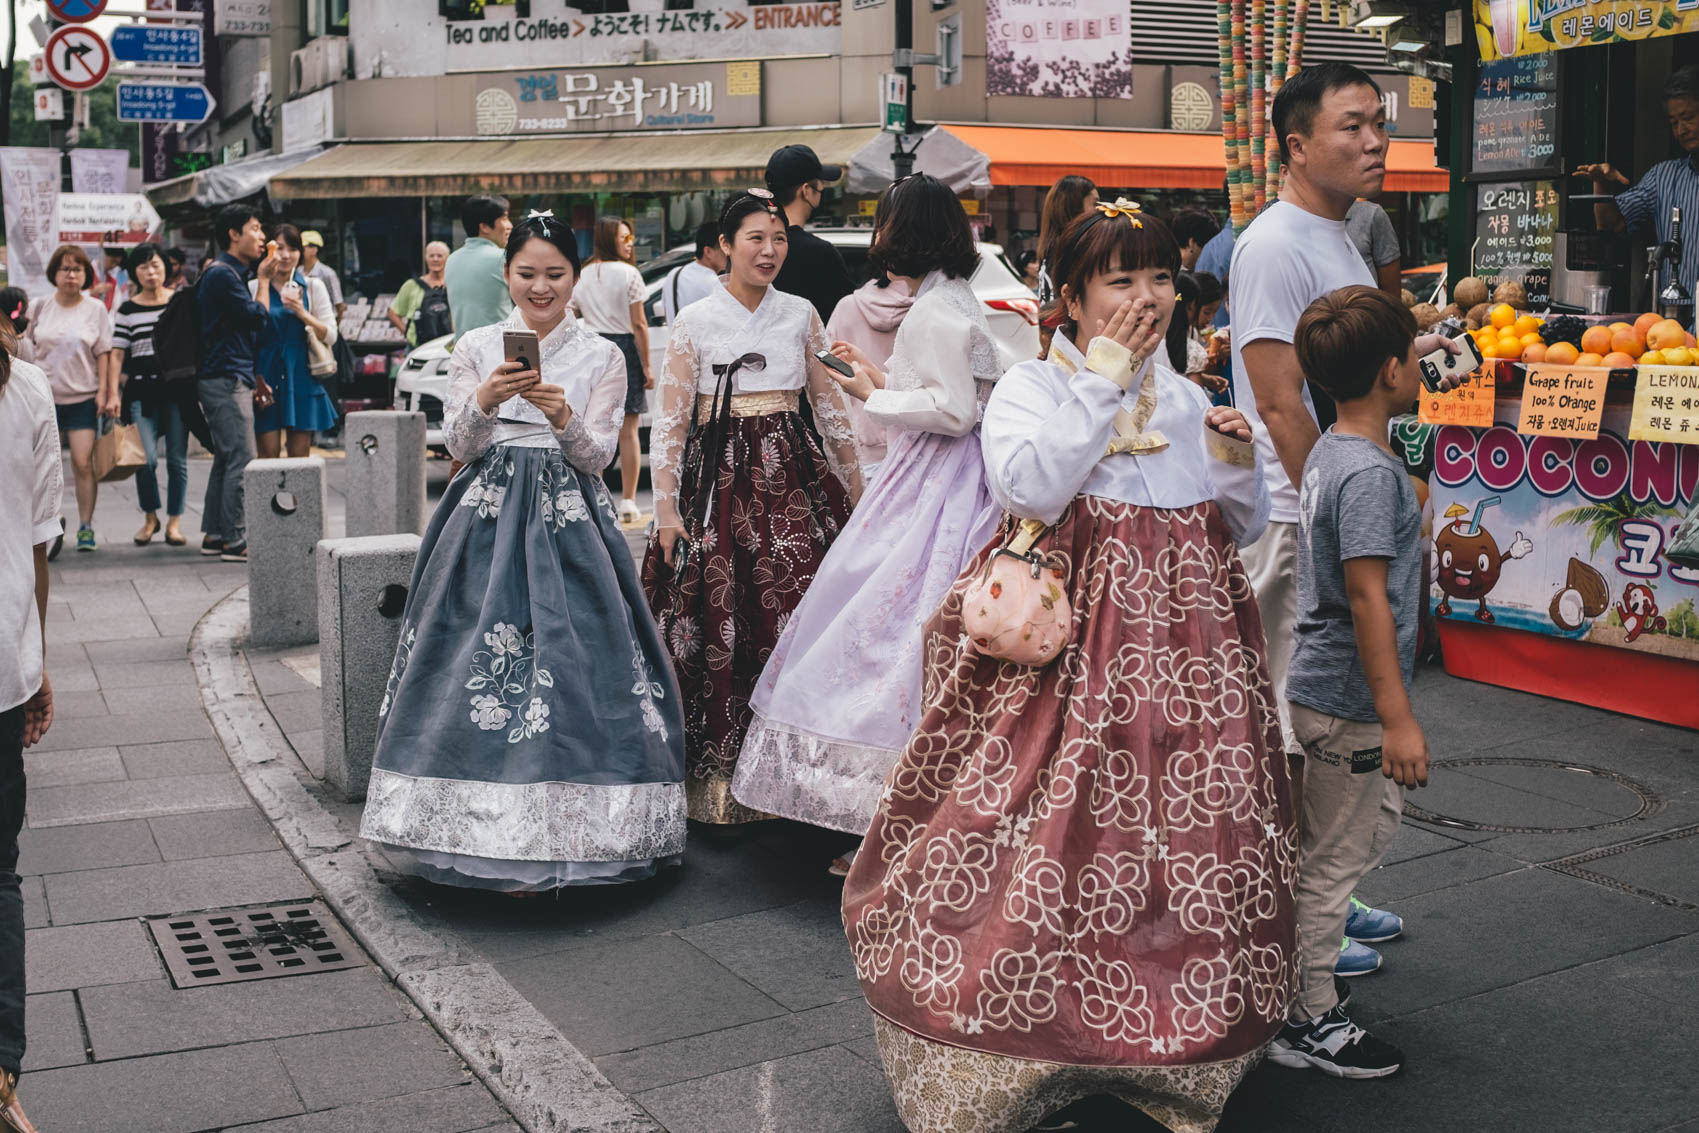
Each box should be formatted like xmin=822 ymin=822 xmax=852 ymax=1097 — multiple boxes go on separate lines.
xmin=358 ymin=213 xmax=687 ymax=891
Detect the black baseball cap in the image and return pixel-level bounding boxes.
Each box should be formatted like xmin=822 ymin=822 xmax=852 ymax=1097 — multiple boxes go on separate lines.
xmin=765 ymin=144 xmax=843 ymax=192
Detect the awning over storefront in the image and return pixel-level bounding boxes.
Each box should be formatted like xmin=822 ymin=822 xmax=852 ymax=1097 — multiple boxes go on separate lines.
xmin=268 ymin=127 xmax=883 ymax=199
xmin=845 ymin=127 xmax=992 ymax=196
xmin=941 ymin=125 xmax=1448 ymax=193
xmin=146 ymin=146 xmax=328 ymax=210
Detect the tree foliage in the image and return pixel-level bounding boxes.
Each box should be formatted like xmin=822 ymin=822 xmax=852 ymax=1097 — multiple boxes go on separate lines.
xmin=6 ymin=66 xmax=141 ymax=161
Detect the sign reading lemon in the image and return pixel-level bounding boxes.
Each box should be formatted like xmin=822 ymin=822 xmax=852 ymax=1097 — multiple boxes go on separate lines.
xmin=1474 ymin=0 xmax=1699 ymax=60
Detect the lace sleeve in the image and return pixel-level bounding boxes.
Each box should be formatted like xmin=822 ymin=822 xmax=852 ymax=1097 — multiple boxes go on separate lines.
xmin=443 ymin=338 xmax=499 ymax=463
xmin=650 ymin=319 xmax=698 ymax=530
xmin=803 ymin=313 xmax=863 ymax=503
xmin=556 ymin=346 xmax=626 ymax=475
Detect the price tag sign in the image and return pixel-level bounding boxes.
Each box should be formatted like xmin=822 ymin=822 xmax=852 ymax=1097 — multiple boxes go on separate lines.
xmin=1420 ymin=367 xmax=1496 ymax=427
xmin=1517 ymin=364 xmax=1609 ymax=439
xmin=1628 ymin=365 xmax=1699 ymax=443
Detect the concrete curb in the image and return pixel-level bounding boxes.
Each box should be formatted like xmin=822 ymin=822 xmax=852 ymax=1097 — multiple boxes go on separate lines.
xmin=191 ymin=587 xmax=663 ymax=1133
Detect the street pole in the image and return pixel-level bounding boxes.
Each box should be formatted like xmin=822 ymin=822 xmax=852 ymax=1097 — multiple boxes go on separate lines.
xmin=891 ymin=0 xmax=915 ymax=181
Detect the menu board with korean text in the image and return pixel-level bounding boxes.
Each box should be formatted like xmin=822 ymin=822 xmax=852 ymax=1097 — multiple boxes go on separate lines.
xmin=1475 ymin=180 xmax=1557 ymax=306
xmin=1473 ymin=53 xmax=1558 ymax=176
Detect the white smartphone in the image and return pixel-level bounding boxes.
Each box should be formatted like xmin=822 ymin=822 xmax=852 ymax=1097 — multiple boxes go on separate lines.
xmin=1419 ymin=333 xmax=1485 ymax=393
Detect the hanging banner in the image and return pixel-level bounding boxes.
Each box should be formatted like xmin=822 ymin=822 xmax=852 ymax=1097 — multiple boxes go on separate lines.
xmin=69 ymin=148 xmax=130 ymax=194
xmin=1474 ymin=0 xmax=1699 ymax=61
xmin=1430 ymin=403 xmax=1699 ymax=662
xmin=986 ymin=0 xmax=1131 ymax=98
xmin=0 ymin=147 xmax=63 ymax=296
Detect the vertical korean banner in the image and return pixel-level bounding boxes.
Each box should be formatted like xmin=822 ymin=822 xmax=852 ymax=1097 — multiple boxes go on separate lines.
xmin=986 ymin=0 xmax=1130 ymax=98
xmin=70 ymin=149 xmax=133 ymax=194
xmin=0 ymin=148 xmax=64 ymax=296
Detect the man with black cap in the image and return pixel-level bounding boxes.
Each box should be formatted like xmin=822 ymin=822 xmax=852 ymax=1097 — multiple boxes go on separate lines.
xmin=766 ymin=144 xmax=855 ymax=323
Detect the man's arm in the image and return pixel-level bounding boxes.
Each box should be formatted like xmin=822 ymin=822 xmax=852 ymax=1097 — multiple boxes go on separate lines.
xmin=1241 ymin=338 xmax=1319 ymax=490
xmin=1343 ymin=556 xmax=1428 ymax=788
xmin=1375 ymin=260 xmax=1402 ymax=296
xmin=210 ymin=262 xmax=270 ymax=329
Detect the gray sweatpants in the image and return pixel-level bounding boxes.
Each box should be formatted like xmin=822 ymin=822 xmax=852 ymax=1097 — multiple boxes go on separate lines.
xmin=198 ymin=376 xmax=254 ymax=546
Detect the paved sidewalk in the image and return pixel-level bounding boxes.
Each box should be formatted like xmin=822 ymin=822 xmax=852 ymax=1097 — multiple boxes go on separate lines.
xmin=16 ymin=453 xmax=519 ymax=1132
xmin=22 ymin=446 xmax=1699 ymax=1133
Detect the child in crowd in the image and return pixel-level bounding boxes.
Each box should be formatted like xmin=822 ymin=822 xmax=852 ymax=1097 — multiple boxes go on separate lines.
xmin=1270 ymin=284 xmax=1431 ymax=1079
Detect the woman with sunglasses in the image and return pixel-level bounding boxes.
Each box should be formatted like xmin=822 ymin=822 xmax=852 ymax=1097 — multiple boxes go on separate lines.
xmin=643 ymin=189 xmax=863 ymax=826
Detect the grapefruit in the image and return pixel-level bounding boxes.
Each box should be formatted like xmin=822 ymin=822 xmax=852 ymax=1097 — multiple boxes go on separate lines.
xmin=1601 ymin=352 xmax=1636 ymax=369
xmin=1522 ymin=343 xmax=1547 ymax=363
xmin=1609 ymin=330 xmax=1645 ymax=359
xmin=1607 ymin=321 xmax=1632 ymax=334
xmin=1545 ymin=342 xmax=1580 ymax=365
xmin=1646 ymin=319 xmax=1688 ymax=351
xmin=1580 ymin=325 xmax=1614 ymax=355
xmin=1576 ymin=352 xmax=1605 ymax=367
xmin=1634 ymin=312 xmax=1663 ymax=340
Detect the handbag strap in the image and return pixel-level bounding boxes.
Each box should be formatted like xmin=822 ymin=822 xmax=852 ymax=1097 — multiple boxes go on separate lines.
xmin=1006 ymin=517 xmax=1047 ymax=557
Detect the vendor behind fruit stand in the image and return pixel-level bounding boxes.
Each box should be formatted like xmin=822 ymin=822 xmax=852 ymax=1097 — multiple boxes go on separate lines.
xmin=1575 ymin=66 xmax=1699 ymax=308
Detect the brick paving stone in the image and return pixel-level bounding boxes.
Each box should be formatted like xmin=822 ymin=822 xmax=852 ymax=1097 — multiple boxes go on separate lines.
xmin=28 ymin=708 xmax=212 ymax=752
xmin=81 ymin=969 xmax=404 ymax=1060
xmin=273 ymin=1022 xmax=470 ymax=1110
xmin=597 ymin=999 xmax=873 ymax=1094
xmin=96 ymin=683 xmax=207 ymax=717
xmin=22 ymin=991 xmax=87 ymax=1071
xmin=25 ymin=771 xmax=247 ymax=828
xmin=17 ymin=820 xmax=159 ymax=877
xmin=43 ymin=849 xmax=313 ymax=924
xmin=118 ymin=739 xmax=230 ymax=780
xmin=677 ymin=899 xmax=863 ymax=1011
xmin=634 ymin=1045 xmax=904 ymax=1133
xmin=25 ymin=920 xmax=163 ymax=992
xmin=19 ymin=746 xmax=125 ymax=790
xmin=222 ymin=1084 xmax=507 ymax=1133
xmin=84 ymin=658 xmax=198 ymax=690
xmin=148 ymin=808 xmax=282 ymax=860
xmin=20 ymin=875 xmax=47 ymax=928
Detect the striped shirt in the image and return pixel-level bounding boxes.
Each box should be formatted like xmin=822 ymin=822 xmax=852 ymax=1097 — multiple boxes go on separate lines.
xmin=1617 ymin=156 xmax=1699 ymax=308
xmin=113 ymin=296 xmax=171 ymax=384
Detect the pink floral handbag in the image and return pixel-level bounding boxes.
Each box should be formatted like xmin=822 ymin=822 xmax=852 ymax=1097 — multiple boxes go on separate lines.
xmin=962 ymin=518 xmax=1073 ymax=666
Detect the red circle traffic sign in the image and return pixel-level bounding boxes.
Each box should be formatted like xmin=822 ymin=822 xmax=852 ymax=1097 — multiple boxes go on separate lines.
xmin=44 ymin=25 xmax=111 ymax=91
xmin=45 ymin=0 xmax=108 ymax=23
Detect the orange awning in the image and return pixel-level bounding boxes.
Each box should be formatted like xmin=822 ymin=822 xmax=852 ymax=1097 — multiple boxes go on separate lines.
xmin=943 ymin=125 xmax=1448 ymax=193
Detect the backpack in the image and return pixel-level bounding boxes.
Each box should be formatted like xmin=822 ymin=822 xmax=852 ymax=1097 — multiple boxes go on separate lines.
xmin=411 ymin=277 xmax=452 ymax=342
xmin=152 ymin=275 xmax=203 ymax=382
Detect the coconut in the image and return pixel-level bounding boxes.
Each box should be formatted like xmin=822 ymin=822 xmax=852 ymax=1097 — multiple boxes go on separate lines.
xmin=1466 ymin=303 xmax=1492 ymax=328
xmin=1453 ymin=276 xmax=1489 ymax=308
xmin=1401 ymin=288 xmax=1418 ymax=308
xmin=1493 ymin=279 xmax=1528 ymax=308
xmin=1410 ymin=302 xmax=1442 ymax=331
xmin=1438 ymin=303 xmax=1464 ymax=324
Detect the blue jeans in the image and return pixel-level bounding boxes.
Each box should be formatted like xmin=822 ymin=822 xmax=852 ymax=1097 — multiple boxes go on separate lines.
xmin=132 ymin=397 xmax=190 ymax=517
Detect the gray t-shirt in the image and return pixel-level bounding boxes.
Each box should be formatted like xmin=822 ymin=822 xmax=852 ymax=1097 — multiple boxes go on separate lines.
xmin=1286 ymin=430 xmax=1422 ymax=723
xmin=1345 ymin=201 xmax=1400 ymax=273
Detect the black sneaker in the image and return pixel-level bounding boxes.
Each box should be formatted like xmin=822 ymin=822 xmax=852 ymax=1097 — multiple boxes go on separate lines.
xmin=219 ymin=542 xmax=248 ymax=563
xmin=200 ymin=535 xmax=225 ymax=557
xmin=1335 ymin=975 xmax=1352 ymax=1011
xmin=1267 ymin=1006 xmax=1403 ymax=1079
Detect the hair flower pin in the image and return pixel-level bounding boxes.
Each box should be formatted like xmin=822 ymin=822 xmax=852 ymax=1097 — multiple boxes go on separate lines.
xmin=1095 ymin=197 xmax=1144 ymax=227
xmin=526 ymin=208 xmax=555 ymax=220
xmin=745 ymin=186 xmax=781 ymax=216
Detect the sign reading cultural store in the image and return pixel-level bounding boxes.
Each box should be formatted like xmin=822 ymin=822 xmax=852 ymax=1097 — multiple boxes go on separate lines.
xmin=473 ymin=61 xmax=760 ymax=135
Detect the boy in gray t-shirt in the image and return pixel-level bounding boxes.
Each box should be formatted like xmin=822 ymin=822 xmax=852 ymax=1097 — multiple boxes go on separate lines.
xmin=1269 ymin=285 xmax=1432 ymax=1082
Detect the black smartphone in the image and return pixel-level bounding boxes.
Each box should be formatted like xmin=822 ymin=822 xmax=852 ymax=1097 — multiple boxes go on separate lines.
xmin=503 ymin=329 xmax=541 ymax=375
xmin=814 ymin=348 xmax=856 ymax=379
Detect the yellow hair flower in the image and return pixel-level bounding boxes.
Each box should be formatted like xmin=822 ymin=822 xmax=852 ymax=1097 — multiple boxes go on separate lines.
xmin=1094 ymin=197 xmax=1144 ymax=227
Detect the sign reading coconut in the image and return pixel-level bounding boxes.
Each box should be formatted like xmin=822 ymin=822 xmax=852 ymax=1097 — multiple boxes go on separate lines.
xmin=474 ymin=61 xmax=760 ymax=135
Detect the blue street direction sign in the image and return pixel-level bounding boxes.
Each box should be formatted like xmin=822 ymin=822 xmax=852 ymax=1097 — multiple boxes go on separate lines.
xmin=116 ymin=80 xmax=214 ymax=123
xmin=110 ymin=25 xmax=203 ymax=66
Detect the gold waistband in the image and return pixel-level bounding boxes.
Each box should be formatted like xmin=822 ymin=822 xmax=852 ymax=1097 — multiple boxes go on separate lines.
xmin=695 ymin=390 xmax=799 ymax=423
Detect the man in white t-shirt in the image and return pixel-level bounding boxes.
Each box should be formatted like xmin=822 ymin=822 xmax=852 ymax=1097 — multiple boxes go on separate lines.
xmin=1231 ymin=62 xmax=1456 ymax=754
xmin=0 ymin=350 xmax=61 ymax=1132
xmin=663 ymin=222 xmax=727 ymax=326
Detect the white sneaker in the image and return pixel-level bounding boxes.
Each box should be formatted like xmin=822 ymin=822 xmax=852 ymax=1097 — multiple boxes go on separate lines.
xmin=617 ymin=499 xmax=641 ymax=526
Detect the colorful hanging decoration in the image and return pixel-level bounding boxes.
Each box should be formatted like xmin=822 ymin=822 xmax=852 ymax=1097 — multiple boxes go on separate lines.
xmin=1220 ymin=0 xmax=1309 ymax=233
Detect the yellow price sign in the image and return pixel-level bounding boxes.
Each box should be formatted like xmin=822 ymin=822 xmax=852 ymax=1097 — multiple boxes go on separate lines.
xmin=1419 ymin=367 xmax=1496 ymax=427
xmin=1628 ymin=365 xmax=1699 ymax=444
xmin=1517 ymin=364 xmax=1608 ymax=439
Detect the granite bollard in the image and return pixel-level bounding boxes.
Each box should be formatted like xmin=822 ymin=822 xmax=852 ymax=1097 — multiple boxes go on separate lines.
xmin=317 ymin=533 xmax=423 ymax=802
xmin=344 ymin=410 xmax=427 ymax=537
xmin=245 ymin=457 xmax=328 ymax=648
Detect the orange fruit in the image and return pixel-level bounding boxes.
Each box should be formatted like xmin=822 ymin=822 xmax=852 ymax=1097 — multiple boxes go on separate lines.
xmin=1480 ymin=341 xmax=1501 ymax=360
xmin=1576 ymin=352 xmax=1605 ymax=367
xmin=1608 ymin=321 xmax=1632 ymax=334
xmin=1545 ymin=342 xmax=1580 ymax=365
xmin=1580 ymin=325 xmax=1614 ymax=355
xmin=1601 ymin=352 xmax=1637 ymax=369
xmin=1646 ymin=319 xmax=1689 ymax=351
xmin=1520 ymin=332 xmax=1543 ymax=348
xmin=1609 ymin=330 xmax=1644 ymax=359
xmin=1513 ymin=315 xmax=1539 ymax=336
xmin=1490 ymin=303 xmax=1517 ymax=330
xmin=1688 ymin=333 xmax=1697 ymax=349
xmin=1634 ymin=312 xmax=1663 ymax=340
xmin=1521 ymin=342 xmax=1547 ymax=363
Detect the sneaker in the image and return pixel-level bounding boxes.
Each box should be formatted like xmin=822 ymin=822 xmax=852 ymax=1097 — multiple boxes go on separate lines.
xmin=1335 ymin=975 xmax=1352 ymax=1011
xmin=1335 ymin=937 xmax=1382 ymax=978
xmin=220 ymin=542 xmax=248 ymax=563
xmin=1268 ymin=1005 xmax=1404 ymax=1079
xmin=76 ymin=525 xmax=96 ymax=552
xmin=617 ymin=498 xmax=642 ymax=526
xmin=200 ymin=535 xmax=225 ymax=557
xmin=1345 ymin=896 xmax=1404 ymax=943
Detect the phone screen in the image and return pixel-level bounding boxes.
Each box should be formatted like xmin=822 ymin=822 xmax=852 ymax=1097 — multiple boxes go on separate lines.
xmin=814 ymin=349 xmax=855 ymax=378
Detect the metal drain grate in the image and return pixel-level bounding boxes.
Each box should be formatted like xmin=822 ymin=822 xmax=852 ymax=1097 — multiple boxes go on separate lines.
xmin=146 ymin=901 xmax=364 ymax=988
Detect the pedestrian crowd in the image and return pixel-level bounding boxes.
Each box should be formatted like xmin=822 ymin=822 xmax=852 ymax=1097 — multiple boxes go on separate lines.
xmin=1 ymin=60 xmax=1461 ymax=1133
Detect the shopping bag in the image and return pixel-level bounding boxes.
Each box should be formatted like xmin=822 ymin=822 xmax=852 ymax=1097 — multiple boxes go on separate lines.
xmin=93 ymin=420 xmax=148 ymax=483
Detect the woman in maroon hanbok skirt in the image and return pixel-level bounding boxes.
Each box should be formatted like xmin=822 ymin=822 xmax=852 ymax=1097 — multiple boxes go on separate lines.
xmin=842 ymin=202 xmax=1297 ymax=1133
xmin=642 ymin=190 xmax=862 ymax=824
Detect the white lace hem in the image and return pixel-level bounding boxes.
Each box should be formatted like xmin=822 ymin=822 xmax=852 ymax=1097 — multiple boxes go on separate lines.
xmin=730 ymin=712 xmax=902 ymax=834
xmin=359 ymin=769 xmax=687 ymax=863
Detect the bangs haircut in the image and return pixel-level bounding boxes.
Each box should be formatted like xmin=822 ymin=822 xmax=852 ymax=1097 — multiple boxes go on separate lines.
xmin=1273 ymin=61 xmax=1381 ymax=165
xmin=1043 ymin=208 xmax=1182 ymax=336
xmin=125 ymin=242 xmax=165 ymax=275
xmin=48 ymin=244 xmax=95 ymax=287
xmin=869 ymin=174 xmax=979 ymax=282
xmin=719 ymin=192 xmax=783 ymax=243
xmin=591 ymin=215 xmax=632 ymax=264
xmin=272 ymin=223 xmax=304 ymax=252
xmin=504 ymin=213 xmax=582 ymax=275
xmin=1294 ymin=284 xmax=1416 ymax=403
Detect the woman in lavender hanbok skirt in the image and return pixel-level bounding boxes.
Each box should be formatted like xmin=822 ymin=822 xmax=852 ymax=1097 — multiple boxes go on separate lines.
xmin=733 ymin=176 xmax=1007 ymax=851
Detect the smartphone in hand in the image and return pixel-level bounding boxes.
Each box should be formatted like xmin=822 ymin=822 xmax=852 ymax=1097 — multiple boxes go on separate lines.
xmin=1419 ymin=334 xmax=1484 ymax=394
xmin=814 ymin=349 xmax=856 ymax=379
xmin=503 ymin=329 xmax=541 ymax=374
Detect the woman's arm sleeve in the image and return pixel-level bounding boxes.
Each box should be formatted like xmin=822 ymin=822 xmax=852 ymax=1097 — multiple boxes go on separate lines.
xmin=309 ymin=278 xmax=337 ymax=345
xmin=442 ymin=338 xmax=499 ymax=463
xmin=861 ymin=310 xmax=980 ymax=437
xmin=803 ymin=313 xmax=864 ymax=502
xmin=649 ymin=320 xmax=698 ymax=530
xmin=556 ymin=348 xmax=626 ymax=474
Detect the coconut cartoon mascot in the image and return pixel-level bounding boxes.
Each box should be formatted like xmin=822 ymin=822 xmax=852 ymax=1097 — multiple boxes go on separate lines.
xmin=1434 ymin=497 xmax=1532 ymax=623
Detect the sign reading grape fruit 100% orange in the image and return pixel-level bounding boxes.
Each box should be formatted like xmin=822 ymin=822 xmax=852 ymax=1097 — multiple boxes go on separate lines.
xmin=1516 ymin=364 xmax=1609 ymax=439
xmin=1419 ymin=367 xmax=1496 ymax=427
xmin=1628 ymin=365 xmax=1699 ymax=444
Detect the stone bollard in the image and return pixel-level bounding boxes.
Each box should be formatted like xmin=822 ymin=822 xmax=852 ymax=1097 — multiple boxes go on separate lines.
xmin=343 ymin=411 xmax=427 ymax=538
xmin=317 ymin=534 xmax=422 ymax=802
xmin=245 ymin=457 xmax=328 ymax=648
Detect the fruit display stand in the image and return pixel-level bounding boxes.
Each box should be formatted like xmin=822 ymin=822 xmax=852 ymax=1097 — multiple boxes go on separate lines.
xmin=1422 ymin=353 xmax=1699 ymax=728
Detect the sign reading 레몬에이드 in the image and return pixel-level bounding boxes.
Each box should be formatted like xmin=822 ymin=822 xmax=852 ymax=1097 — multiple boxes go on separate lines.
xmin=1474 ymin=0 xmax=1699 ymax=61
xmin=985 ymin=0 xmax=1130 ymax=99
xmin=473 ymin=61 xmax=760 ymax=135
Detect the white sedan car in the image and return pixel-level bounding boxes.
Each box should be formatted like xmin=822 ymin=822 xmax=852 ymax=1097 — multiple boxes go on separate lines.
xmin=394 ymin=231 xmax=1040 ymax=451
